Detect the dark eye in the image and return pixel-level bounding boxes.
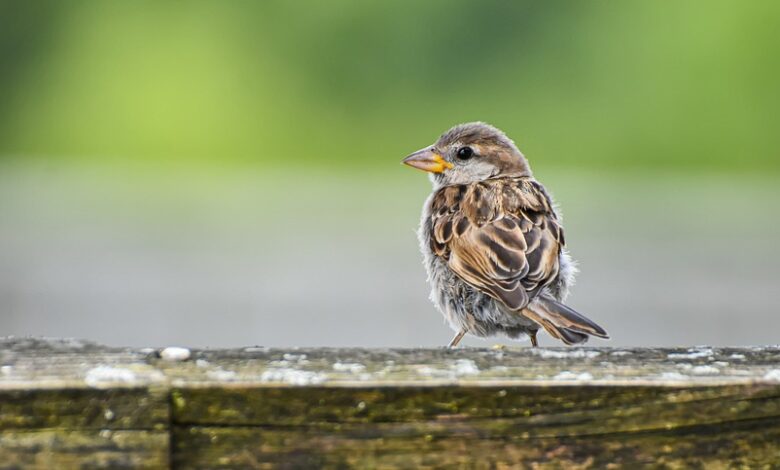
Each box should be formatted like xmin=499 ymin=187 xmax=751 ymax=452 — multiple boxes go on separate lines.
xmin=456 ymin=146 xmax=474 ymax=160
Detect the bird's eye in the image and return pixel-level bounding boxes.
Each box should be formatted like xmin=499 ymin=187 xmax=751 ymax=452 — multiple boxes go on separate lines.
xmin=456 ymin=146 xmax=474 ymax=160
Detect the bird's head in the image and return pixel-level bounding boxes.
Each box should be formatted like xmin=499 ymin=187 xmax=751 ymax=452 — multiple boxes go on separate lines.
xmin=402 ymin=122 xmax=531 ymax=188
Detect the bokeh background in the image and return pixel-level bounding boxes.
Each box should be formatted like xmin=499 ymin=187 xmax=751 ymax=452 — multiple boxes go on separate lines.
xmin=1 ymin=1 xmax=779 ymax=348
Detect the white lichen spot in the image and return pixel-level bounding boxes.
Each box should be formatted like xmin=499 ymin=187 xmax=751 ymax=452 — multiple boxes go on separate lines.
xmin=356 ymin=401 xmax=367 ymax=411
xmin=729 ymin=353 xmax=746 ymax=360
xmin=260 ymin=368 xmax=326 ymax=386
xmin=660 ymin=372 xmax=689 ymax=380
xmin=195 ymin=359 xmax=210 ymax=368
xmin=243 ymin=347 xmax=267 ymax=352
xmin=667 ymin=348 xmax=714 ymax=360
xmin=534 ymin=349 xmax=601 ymax=359
xmin=416 ymin=366 xmax=446 ymax=377
xmin=610 ymin=350 xmax=631 ymax=357
xmin=85 ymin=366 xmax=137 ymax=387
xmin=691 ymin=365 xmax=720 ymax=375
xmin=452 ymin=359 xmax=480 ymax=376
xmin=713 ymin=361 xmax=729 ymax=367
xmin=282 ymin=353 xmax=309 ymax=364
xmin=332 ymin=362 xmax=366 ymax=374
xmin=416 ymin=361 xmax=481 ymax=378
xmin=160 ymin=347 xmax=191 ymax=362
xmin=763 ymin=369 xmax=780 ymax=382
xmin=207 ymin=369 xmax=238 ymax=381
xmin=104 ymin=409 xmax=115 ymax=421
xmin=0 ymin=365 xmax=12 ymax=376
xmin=553 ymin=371 xmax=593 ymax=381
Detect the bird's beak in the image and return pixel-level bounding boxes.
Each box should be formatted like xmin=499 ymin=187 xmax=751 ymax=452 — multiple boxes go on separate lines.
xmin=402 ymin=147 xmax=453 ymax=174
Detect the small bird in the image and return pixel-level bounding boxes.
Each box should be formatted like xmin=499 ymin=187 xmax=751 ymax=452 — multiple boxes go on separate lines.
xmin=403 ymin=122 xmax=608 ymax=347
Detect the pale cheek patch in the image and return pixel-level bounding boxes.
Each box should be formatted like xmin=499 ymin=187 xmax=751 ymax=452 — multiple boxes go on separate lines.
xmin=467 ymin=160 xmax=500 ymax=180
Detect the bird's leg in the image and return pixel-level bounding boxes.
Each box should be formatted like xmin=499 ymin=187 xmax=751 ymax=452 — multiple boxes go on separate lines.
xmin=529 ymin=330 xmax=539 ymax=347
xmin=447 ymin=329 xmax=468 ymax=348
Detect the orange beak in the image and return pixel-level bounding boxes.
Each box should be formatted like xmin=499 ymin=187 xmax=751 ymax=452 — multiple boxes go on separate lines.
xmin=402 ymin=147 xmax=453 ymax=174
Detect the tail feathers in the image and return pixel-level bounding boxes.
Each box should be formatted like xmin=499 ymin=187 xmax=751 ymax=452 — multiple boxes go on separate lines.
xmin=523 ymin=297 xmax=609 ymax=345
xmin=558 ymin=328 xmax=589 ymax=345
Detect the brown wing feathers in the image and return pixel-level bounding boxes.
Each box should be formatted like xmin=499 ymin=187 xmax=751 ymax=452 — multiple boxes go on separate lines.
xmin=430 ymin=178 xmax=561 ymax=310
xmin=449 ymin=219 xmax=530 ymax=309
xmin=430 ymin=177 xmax=608 ymax=343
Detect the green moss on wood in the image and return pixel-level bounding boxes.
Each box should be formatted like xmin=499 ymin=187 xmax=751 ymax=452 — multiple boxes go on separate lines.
xmin=172 ymin=423 xmax=780 ymax=469
xmin=0 ymin=388 xmax=169 ymax=430
xmin=172 ymin=385 xmax=780 ymax=434
xmin=1 ymin=338 xmax=779 ymax=469
xmin=0 ymin=430 xmax=168 ymax=469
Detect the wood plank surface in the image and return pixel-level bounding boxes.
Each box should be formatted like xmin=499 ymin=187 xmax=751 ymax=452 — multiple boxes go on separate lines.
xmin=0 ymin=430 xmax=169 ymax=470
xmin=172 ymin=422 xmax=780 ymax=469
xmin=2 ymin=338 xmax=780 ymax=468
xmin=0 ymin=338 xmax=169 ymax=468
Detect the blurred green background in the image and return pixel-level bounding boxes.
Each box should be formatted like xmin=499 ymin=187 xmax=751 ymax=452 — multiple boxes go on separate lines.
xmin=1 ymin=1 xmax=778 ymax=347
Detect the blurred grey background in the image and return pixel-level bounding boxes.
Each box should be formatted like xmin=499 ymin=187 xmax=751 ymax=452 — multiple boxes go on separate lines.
xmin=1 ymin=1 xmax=779 ymax=347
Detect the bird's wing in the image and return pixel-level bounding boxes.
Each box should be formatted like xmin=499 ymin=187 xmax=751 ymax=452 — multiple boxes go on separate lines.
xmin=429 ymin=178 xmax=564 ymax=311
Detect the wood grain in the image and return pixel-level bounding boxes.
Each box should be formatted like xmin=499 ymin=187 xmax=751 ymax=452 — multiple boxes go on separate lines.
xmin=1 ymin=338 xmax=779 ymax=468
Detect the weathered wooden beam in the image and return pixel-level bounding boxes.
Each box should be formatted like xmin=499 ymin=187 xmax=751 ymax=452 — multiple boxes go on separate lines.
xmin=1 ymin=338 xmax=779 ymax=468
xmin=0 ymin=338 xmax=170 ymax=469
xmin=0 ymin=430 xmax=169 ymax=469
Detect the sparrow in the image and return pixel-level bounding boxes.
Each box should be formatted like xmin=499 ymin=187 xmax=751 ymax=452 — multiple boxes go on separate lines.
xmin=403 ymin=122 xmax=608 ymax=347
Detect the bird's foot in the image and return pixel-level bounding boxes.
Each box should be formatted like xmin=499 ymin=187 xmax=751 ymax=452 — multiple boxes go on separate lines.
xmin=447 ymin=329 xmax=467 ymax=348
xmin=529 ymin=330 xmax=539 ymax=347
